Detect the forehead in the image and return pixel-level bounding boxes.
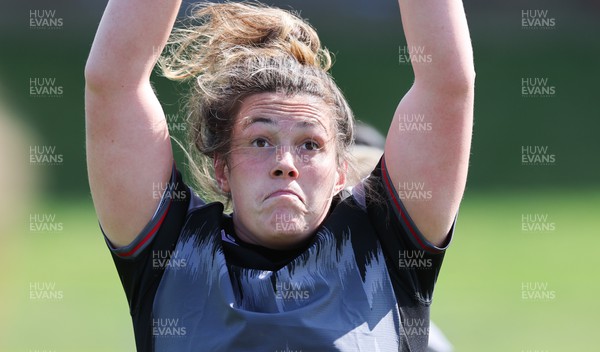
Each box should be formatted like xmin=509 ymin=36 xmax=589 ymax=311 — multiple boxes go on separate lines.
xmin=235 ymin=92 xmax=333 ymax=133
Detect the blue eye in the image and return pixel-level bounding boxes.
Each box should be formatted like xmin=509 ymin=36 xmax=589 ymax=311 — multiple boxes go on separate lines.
xmin=251 ymin=138 xmax=271 ymax=148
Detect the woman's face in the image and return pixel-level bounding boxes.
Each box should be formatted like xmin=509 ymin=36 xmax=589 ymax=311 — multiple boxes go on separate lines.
xmin=215 ymin=92 xmax=346 ymax=250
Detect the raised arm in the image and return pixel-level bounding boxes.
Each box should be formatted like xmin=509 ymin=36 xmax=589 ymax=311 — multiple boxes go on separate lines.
xmin=385 ymin=0 xmax=475 ymax=246
xmin=85 ymin=0 xmax=182 ymax=247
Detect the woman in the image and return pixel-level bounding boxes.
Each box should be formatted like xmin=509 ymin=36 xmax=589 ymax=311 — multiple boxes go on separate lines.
xmin=85 ymin=1 xmax=474 ymax=351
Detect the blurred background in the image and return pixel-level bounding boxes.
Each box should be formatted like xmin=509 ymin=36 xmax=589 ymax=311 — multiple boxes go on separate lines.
xmin=0 ymin=0 xmax=598 ymax=351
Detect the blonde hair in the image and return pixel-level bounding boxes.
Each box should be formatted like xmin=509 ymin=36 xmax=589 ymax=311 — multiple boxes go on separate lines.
xmin=159 ymin=1 xmax=355 ymax=204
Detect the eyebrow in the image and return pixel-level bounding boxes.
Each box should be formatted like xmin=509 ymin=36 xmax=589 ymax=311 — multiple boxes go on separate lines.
xmin=241 ymin=116 xmax=275 ymax=129
xmin=240 ymin=116 xmax=326 ymax=132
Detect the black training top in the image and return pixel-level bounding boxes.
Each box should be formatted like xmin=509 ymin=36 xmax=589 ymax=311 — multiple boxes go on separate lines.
xmin=104 ymin=156 xmax=453 ymax=352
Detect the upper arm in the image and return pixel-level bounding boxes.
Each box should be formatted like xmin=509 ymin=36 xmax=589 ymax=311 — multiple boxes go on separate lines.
xmin=385 ymin=0 xmax=475 ymax=246
xmin=384 ymin=82 xmax=474 ymax=246
xmin=84 ymin=0 xmax=183 ymax=248
xmin=85 ymin=81 xmax=173 ymax=248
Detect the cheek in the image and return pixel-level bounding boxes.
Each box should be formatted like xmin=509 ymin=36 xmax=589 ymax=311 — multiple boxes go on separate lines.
xmin=302 ymin=156 xmax=339 ymax=190
xmin=228 ymin=148 xmax=275 ymax=173
xmin=228 ymin=153 xmax=278 ymax=196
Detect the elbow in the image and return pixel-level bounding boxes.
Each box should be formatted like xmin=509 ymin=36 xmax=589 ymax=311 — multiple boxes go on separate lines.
xmin=463 ymin=66 xmax=476 ymax=90
xmin=437 ymin=67 xmax=476 ymax=96
xmin=452 ymin=45 xmax=477 ymax=90
xmin=447 ymin=64 xmax=476 ymax=92
xmin=85 ymin=57 xmax=147 ymax=93
xmin=456 ymin=56 xmax=476 ymax=89
xmin=456 ymin=74 xmax=476 ymax=96
xmin=84 ymin=56 xmax=132 ymax=92
xmin=84 ymin=58 xmax=107 ymax=93
xmin=416 ymin=62 xmax=475 ymax=96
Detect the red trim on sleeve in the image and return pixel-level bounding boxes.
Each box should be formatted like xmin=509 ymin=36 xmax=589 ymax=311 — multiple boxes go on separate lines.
xmin=381 ymin=157 xmax=442 ymax=254
xmin=119 ymin=199 xmax=173 ymax=258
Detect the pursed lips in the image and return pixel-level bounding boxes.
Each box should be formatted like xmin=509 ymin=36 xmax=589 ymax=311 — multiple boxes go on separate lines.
xmin=265 ymin=189 xmax=304 ymax=203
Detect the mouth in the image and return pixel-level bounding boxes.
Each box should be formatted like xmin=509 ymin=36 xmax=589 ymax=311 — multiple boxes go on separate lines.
xmin=265 ymin=189 xmax=304 ymax=203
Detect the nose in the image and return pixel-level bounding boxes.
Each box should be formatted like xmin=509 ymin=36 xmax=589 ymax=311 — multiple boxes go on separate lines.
xmin=271 ymin=146 xmax=299 ymax=178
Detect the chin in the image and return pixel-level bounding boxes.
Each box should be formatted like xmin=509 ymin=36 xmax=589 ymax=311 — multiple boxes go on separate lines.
xmin=268 ymin=212 xmax=309 ymax=234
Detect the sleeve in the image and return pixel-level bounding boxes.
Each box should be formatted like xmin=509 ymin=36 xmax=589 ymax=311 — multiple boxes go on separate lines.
xmin=360 ymin=154 xmax=455 ymax=306
xmin=100 ymin=163 xmax=195 ymax=348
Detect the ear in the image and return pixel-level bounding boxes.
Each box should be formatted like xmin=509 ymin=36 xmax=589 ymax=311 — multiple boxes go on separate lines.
xmin=214 ymin=155 xmax=231 ymax=193
xmin=333 ymin=160 xmax=348 ymax=194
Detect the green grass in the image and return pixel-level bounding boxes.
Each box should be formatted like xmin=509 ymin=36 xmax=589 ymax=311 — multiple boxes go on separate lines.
xmin=1 ymin=200 xmax=135 ymax=352
xmin=1 ymin=189 xmax=598 ymax=351
xmin=432 ymin=189 xmax=600 ymax=351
